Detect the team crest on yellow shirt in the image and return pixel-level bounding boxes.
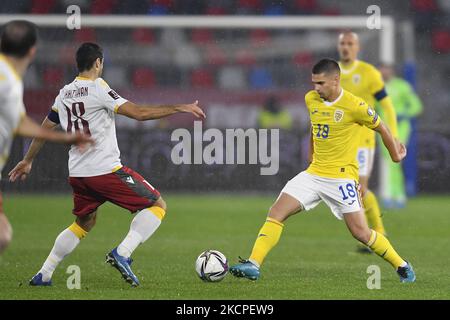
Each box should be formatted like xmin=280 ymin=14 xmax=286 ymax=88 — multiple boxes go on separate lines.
xmin=334 ymin=109 xmax=344 ymax=122
xmin=352 ymin=74 xmax=361 ymax=84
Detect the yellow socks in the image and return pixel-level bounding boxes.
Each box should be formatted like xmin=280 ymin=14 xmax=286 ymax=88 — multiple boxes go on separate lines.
xmin=363 ymin=190 xmax=386 ymax=235
xmin=249 ymin=217 xmax=284 ymax=267
xmin=367 ymin=230 xmax=406 ymax=269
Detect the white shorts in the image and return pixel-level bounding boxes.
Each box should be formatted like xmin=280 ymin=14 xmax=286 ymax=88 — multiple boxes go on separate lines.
xmin=357 ymin=147 xmax=375 ymax=177
xmin=280 ymin=171 xmax=362 ymax=220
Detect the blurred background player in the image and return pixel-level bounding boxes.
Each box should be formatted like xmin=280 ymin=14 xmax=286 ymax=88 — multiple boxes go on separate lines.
xmin=337 ymin=31 xmax=399 ymax=249
xmin=9 ymin=42 xmax=205 ymax=286
xmin=0 ymin=20 xmax=92 ymax=255
xmin=229 ymin=59 xmax=415 ymax=283
xmin=379 ymin=64 xmax=424 ymax=209
xmin=257 ymin=95 xmax=293 ymax=129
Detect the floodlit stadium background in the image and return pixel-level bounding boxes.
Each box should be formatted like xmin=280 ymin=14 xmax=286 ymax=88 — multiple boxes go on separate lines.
xmin=1 ymin=0 xmax=449 ymax=194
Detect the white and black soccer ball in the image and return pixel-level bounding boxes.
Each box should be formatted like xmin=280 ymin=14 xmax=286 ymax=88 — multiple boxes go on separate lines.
xmin=195 ymin=250 xmax=228 ymax=282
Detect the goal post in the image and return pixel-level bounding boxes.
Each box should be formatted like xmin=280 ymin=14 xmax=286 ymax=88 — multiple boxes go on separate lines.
xmin=0 ymin=14 xmax=395 ymax=63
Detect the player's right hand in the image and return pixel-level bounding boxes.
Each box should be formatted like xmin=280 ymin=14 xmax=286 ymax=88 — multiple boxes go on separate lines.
xmin=176 ymin=100 xmax=206 ymax=119
xmin=8 ymin=159 xmax=33 ymax=182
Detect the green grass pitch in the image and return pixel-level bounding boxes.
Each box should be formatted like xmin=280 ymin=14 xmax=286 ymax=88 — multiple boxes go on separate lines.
xmin=0 ymin=193 xmax=449 ymax=300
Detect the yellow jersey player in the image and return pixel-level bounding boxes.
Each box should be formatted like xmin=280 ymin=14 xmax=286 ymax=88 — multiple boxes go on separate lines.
xmin=337 ymin=31 xmax=399 ymax=244
xmin=230 ymin=59 xmax=415 ymax=283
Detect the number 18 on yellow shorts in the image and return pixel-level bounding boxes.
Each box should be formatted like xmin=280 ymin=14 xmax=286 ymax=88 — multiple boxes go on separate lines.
xmin=280 ymin=171 xmax=363 ymax=220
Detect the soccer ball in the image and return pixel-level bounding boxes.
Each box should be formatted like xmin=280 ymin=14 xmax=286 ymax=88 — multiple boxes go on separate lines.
xmin=195 ymin=250 xmax=228 ymax=282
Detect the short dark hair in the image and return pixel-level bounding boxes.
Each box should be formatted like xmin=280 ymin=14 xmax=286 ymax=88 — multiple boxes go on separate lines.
xmin=76 ymin=42 xmax=103 ymax=72
xmin=312 ymin=58 xmax=340 ymax=75
xmin=0 ymin=20 xmax=38 ymax=58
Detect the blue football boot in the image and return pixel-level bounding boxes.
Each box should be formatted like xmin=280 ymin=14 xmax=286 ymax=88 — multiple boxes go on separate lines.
xmin=397 ymin=262 xmax=416 ymax=283
xmin=29 ymin=273 xmax=52 ymax=286
xmin=106 ymin=248 xmax=140 ymax=287
xmin=229 ymin=257 xmax=260 ymax=280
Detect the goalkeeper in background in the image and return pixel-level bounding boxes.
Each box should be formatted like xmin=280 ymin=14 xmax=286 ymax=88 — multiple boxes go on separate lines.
xmin=379 ymin=64 xmax=423 ymax=208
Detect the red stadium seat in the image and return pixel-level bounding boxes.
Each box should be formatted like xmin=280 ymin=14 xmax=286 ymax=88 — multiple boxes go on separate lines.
xmin=249 ymin=29 xmax=272 ymax=46
xmin=204 ymin=45 xmax=227 ymax=66
xmin=238 ymin=0 xmax=263 ymax=10
xmin=235 ymin=49 xmax=257 ymax=66
xmin=205 ymin=6 xmax=227 ymax=15
xmin=411 ymin=0 xmax=438 ymax=12
xmin=31 ymin=0 xmax=56 ymax=13
xmin=190 ymin=69 xmax=214 ymax=88
xmin=132 ymin=28 xmax=156 ymax=44
xmin=432 ymin=29 xmax=450 ymax=53
xmin=293 ymin=52 xmax=313 ymax=67
xmin=191 ymin=29 xmax=214 ymax=44
xmin=90 ymin=0 xmax=117 ymax=14
xmin=42 ymin=67 xmax=64 ymax=86
xmin=132 ymin=68 xmax=156 ymax=88
xmin=74 ymin=28 xmax=97 ymax=43
xmin=294 ymin=0 xmax=318 ymax=12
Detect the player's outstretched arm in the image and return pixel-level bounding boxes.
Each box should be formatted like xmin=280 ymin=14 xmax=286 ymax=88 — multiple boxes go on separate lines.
xmin=116 ymin=100 xmax=206 ymax=121
xmin=374 ymin=121 xmax=406 ymax=163
xmin=378 ymin=96 xmax=398 ymax=138
xmin=9 ymin=116 xmax=93 ymax=182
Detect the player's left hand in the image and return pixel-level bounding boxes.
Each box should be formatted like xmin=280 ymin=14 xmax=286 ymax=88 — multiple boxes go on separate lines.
xmin=397 ymin=140 xmax=407 ymax=161
xmin=8 ymin=159 xmax=33 ymax=182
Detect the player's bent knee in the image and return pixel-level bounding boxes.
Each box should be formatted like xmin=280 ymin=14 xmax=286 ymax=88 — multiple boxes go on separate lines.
xmin=154 ymin=197 xmax=167 ymax=211
xmin=76 ymin=211 xmax=97 ymax=232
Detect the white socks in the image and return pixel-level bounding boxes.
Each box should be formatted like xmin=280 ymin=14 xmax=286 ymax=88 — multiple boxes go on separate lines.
xmin=117 ymin=208 xmax=162 ymax=258
xmin=39 ymin=228 xmax=81 ymax=282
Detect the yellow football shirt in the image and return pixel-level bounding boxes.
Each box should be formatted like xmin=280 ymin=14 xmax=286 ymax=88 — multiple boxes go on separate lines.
xmin=339 ymin=60 xmax=385 ymax=148
xmin=305 ymin=89 xmax=381 ymax=180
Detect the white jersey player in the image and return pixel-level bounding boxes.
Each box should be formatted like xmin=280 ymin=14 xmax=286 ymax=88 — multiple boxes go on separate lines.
xmin=9 ymin=42 xmax=205 ymax=287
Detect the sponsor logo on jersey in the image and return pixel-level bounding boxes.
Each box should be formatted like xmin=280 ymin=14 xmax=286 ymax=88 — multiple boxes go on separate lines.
xmin=126 ymin=176 xmax=135 ymax=184
xmin=367 ymin=107 xmax=375 ymax=116
xmin=108 ymin=90 xmax=120 ymax=100
xmin=334 ymin=109 xmax=344 ymax=122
